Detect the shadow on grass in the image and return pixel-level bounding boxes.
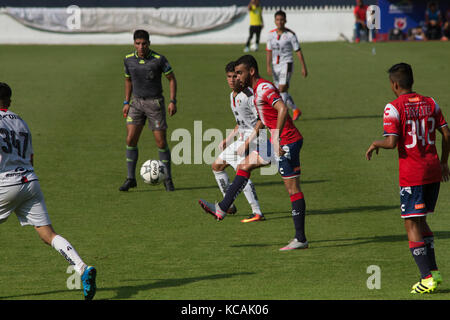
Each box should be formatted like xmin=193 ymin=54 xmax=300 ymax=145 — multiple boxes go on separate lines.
xmin=302 ymin=114 xmax=381 ymax=121
xmin=0 ymin=272 xmax=254 ymax=300
xmin=264 ymin=204 xmax=399 ymax=218
xmin=313 ymin=231 xmax=450 ymax=248
xmin=134 ymin=179 xmax=329 ymax=192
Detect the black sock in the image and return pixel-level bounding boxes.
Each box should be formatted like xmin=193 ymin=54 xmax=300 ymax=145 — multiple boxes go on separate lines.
xmin=158 ymin=147 xmax=171 ymax=179
xmin=218 ymin=170 xmax=249 ymax=212
xmin=291 ymin=192 xmax=306 ymax=243
xmin=126 ymin=146 xmax=138 ymax=179
xmin=423 ymin=232 xmax=438 ymax=271
xmin=409 ymin=241 xmax=432 ymax=279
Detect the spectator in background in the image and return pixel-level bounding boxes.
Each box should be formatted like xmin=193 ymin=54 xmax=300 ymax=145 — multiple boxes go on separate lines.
xmin=425 ymin=1 xmax=442 ymax=40
xmin=389 ymin=27 xmax=406 ymax=41
xmin=354 ymin=0 xmax=375 ymax=43
xmin=244 ymin=0 xmax=264 ymax=52
xmin=442 ymin=9 xmax=450 ymax=41
xmin=408 ymin=26 xmax=427 ymax=41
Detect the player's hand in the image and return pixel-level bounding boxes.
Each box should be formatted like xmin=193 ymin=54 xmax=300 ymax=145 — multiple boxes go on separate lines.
xmin=168 ymin=102 xmax=177 ymax=116
xmin=219 ymin=139 xmax=228 ymax=151
xmin=365 ymin=143 xmax=379 ymax=160
xmin=237 ymin=142 xmax=248 ymax=156
xmin=122 ymin=104 xmax=130 ymax=118
xmin=441 ymin=163 xmax=450 ymax=182
xmin=302 ymin=67 xmax=308 ymax=78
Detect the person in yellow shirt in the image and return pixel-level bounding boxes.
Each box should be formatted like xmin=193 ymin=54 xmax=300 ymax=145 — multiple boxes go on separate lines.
xmin=244 ymin=0 xmax=264 ymax=52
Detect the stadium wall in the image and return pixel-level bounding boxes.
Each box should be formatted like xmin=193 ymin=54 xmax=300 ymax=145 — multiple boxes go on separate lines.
xmin=0 ymin=6 xmax=355 ymax=44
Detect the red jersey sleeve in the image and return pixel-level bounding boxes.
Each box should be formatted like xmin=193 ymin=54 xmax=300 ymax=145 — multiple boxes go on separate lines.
xmin=261 ymin=83 xmax=282 ymax=107
xmin=383 ymin=103 xmax=401 ymax=136
xmin=432 ymin=99 xmax=448 ymax=129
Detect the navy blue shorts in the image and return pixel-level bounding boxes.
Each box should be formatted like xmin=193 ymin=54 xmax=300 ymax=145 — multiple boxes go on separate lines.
xmin=278 ymin=139 xmax=302 ymax=179
xmin=400 ymin=182 xmax=440 ymax=218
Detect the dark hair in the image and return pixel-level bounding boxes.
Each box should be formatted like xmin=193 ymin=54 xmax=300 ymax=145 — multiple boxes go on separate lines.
xmin=235 ymin=55 xmax=259 ymax=74
xmin=0 ymin=82 xmax=12 ymax=105
xmin=225 ymin=61 xmax=236 ymax=73
xmin=133 ymin=29 xmax=150 ymax=41
xmin=274 ymin=10 xmax=286 ymax=19
xmin=388 ymin=63 xmax=414 ymax=89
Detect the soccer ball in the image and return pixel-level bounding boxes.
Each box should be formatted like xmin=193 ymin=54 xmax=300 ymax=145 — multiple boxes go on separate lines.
xmin=140 ymin=160 xmax=167 ymax=185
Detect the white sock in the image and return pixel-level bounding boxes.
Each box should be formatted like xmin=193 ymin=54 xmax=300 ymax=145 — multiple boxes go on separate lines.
xmin=286 ymin=93 xmax=298 ymax=110
xmin=242 ymin=179 xmax=262 ymax=215
xmin=213 ymin=170 xmax=230 ymax=196
xmin=51 ymin=235 xmax=87 ymax=275
xmin=281 ymin=92 xmax=296 ymax=110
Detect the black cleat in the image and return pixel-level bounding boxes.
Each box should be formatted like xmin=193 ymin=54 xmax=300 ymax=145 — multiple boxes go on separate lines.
xmin=119 ymin=178 xmax=137 ymax=191
xmin=164 ymin=178 xmax=175 ymax=191
xmin=227 ymin=204 xmax=237 ymax=215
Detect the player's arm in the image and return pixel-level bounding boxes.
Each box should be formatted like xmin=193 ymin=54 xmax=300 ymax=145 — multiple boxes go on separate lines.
xmin=272 ymin=99 xmax=289 ymax=156
xmin=365 ymin=135 xmax=398 ymax=160
xmin=266 ymin=50 xmax=272 ymax=76
xmin=165 ymin=72 xmax=177 ymax=116
xmin=295 ymin=49 xmax=308 ymax=78
xmin=123 ymin=77 xmax=133 ymax=118
xmin=438 ymin=125 xmax=450 ymax=181
xmin=220 ymin=124 xmax=239 ymax=151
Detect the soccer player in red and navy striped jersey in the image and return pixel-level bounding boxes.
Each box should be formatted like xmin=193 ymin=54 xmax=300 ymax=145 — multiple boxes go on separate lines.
xmin=199 ymin=55 xmax=309 ymax=251
xmin=366 ymin=63 xmax=450 ymax=294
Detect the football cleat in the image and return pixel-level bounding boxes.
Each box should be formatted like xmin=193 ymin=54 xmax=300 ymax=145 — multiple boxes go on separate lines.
xmin=81 ymin=266 xmax=97 ymax=300
xmin=119 ymin=178 xmax=137 ymax=191
xmin=241 ymin=213 xmax=265 ymax=223
xmin=227 ymin=204 xmax=237 ymax=215
xmin=243 ymin=46 xmax=250 ymax=53
xmin=292 ymin=109 xmax=302 ymax=120
xmin=279 ymin=238 xmax=308 ymax=251
xmin=431 ymin=270 xmax=443 ymax=285
xmin=410 ymin=277 xmax=437 ymax=294
xmin=164 ymin=178 xmax=175 ymax=192
xmin=198 ymin=199 xmax=226 ymax=221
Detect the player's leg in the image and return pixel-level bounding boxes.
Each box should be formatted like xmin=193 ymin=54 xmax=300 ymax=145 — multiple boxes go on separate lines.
xmin=16 ymin=181 xmax=96 ymax=299
xmin=119 ymin=123 xmax=143 ymax=191
xmin=254 ymin=26 xmax=262 ymax=51
xmin=278 ymin=140 xmax=308 ymax=250
xmin=421 ymin=182 xmax=441 ymax=283
xmin=147 ymin=97 xmax=174 ymax=191
xmin=401 ymin=185 xmax=437 ymax=293
xmin=120 ymin=99 xmax=146 ymax=191
xmin=278 ymin=63 xmax=301 ymax=120
xmin=153 ymin=129 xmax=174 ymax=191
xmin=211 ymin=156 xmax=237 ymax=214
xmin=199 ymin=151 xmax=267 ymax=220
xmin=245 ymin=26 xmax=255 ymax=52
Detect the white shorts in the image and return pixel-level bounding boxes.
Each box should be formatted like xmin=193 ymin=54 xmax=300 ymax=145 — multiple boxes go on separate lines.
xmin=0 ymin=180 xmax=51 ymax=227
xmin=272 ymin=62 xmax=294 ymax=87
xmin=218 ymin=137 xmax=270 ymax=169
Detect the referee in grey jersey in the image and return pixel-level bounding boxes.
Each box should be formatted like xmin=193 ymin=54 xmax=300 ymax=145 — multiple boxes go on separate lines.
xmin=120 ymin=29 xmax=177 ymax=192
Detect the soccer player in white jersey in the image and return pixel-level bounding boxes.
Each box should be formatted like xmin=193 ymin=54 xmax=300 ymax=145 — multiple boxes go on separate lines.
xmin=266 ymin=10 xmax=308 ymax=121
xmin=211 ymin=61 xmax=265 ymax=222
xmin=0 ymin=83 xmax=97 ymax=300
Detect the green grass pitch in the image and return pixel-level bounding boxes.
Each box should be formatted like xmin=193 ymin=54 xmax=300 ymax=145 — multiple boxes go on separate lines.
xmin=0 ymin=41 xmax=449 ymax=300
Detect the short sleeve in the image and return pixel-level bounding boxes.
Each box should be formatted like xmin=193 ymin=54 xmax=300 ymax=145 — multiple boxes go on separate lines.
xmin=266 ymin=35 xmax=272 ymax=51
xmin=291 ymin=34 xmax=301 ymax=51
xmin=383 ymin=103 xmax=400 ymax=136
xmin=432 ymin=98 xmax=448 ymax=129
xmin=160 ymin=56 xmax=173 ymax=75
xmin=260 ymin=83 xmax=281 ymax=107
xmin=124 ymin=59 xmax=131 ymax=78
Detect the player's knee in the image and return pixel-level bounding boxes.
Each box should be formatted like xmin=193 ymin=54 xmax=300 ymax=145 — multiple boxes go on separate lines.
xmin=212 ymin=161 xmax=226 ymax=172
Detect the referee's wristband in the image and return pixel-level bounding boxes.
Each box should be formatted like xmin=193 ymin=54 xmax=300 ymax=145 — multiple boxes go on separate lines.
xmin=123 ymin=100 xmax=129 ymax=105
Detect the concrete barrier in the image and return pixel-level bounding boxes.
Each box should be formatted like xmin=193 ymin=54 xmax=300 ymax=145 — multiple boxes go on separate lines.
xmin=0 ymin=6 xmax=355 ymax=44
